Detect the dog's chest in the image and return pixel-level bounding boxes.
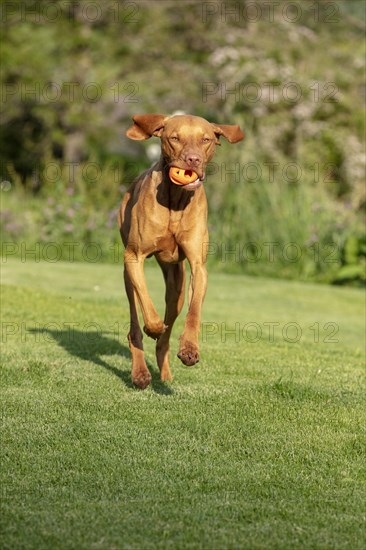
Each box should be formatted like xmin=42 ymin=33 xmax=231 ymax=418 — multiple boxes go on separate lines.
xmin=154 ymin=212 xmax=186 ymax=263
xmin=155 ymin=234 xmax=183 ymax=263
xmin=168 ymin=210 xmax=184 ymax=235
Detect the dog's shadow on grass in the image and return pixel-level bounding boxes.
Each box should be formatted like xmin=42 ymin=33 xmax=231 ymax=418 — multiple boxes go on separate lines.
xmin=28 ymin=328 xmax=174 ymax=395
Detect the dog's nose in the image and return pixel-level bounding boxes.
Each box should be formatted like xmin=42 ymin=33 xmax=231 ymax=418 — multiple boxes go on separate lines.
xmin=185 ymin=153 xmax=202 ymax=167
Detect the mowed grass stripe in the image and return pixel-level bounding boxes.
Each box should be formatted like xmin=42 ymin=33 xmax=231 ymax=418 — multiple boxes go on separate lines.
xmin=1 ymin=259 xmax=365 ymax=549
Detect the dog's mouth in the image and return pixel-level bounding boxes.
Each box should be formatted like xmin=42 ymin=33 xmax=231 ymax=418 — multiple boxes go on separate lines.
xmin=168 ymin=167 xmax=205 ymax=190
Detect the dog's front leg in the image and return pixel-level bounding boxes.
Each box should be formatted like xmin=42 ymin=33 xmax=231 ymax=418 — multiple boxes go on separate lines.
xmin=124 ymin=248 xmax=167 ymax=340
xmin=178 ymin=258 xmax=208 ymax=366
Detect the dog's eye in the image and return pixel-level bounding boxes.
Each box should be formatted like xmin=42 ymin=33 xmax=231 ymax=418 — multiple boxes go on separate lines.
xmin=170 ymin=136 xmax=179 ymax=142
xmin=202 ymin=138 xmax=211 ymax=143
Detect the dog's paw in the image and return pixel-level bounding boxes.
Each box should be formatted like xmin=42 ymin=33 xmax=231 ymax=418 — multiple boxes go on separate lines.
xmin=177 ymin=341 xmax=200 ymax=366
xmin=143 ymin=321 xmax=167 ymax=340
xmin=132 ymin=368 xmax=152 ymax=390
xmin=160 ymin=366 xmax=173 ymax=382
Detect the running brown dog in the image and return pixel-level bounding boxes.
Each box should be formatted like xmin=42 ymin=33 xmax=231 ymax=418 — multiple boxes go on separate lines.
xmin=119 ymin=114 xmax=244 ymax=389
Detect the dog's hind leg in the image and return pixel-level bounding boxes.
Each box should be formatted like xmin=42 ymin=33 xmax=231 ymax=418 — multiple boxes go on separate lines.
xmin=156 ymin=261 xmax=186 ymax=382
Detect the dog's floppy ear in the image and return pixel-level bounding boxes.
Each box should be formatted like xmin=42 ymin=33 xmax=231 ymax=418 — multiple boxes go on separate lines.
xmin=126 ymin=114 xmax=169 ymax=140
xmin=211 ymin=123 xmax=245 ymax=145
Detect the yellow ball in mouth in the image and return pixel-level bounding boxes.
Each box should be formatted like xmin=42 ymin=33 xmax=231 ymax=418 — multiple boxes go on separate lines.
xmin=169 ymin=167 xmax=199 ymax=185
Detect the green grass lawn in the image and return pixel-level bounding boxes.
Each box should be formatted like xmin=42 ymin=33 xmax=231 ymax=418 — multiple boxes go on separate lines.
xmin=1 ymin=258 xmax=365 ymax=550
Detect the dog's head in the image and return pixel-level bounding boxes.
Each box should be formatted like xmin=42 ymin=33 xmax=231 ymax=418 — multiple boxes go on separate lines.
xmin=126 ymin=113 xmax=244 ymax=191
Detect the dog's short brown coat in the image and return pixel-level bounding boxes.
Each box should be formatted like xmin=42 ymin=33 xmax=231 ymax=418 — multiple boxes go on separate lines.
xmin=119 ymin=114 xmax=244 ymax=388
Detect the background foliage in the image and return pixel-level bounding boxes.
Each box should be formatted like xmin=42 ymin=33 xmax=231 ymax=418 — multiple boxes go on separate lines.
xmin=1 ymin=0 xmax=365 ymax=284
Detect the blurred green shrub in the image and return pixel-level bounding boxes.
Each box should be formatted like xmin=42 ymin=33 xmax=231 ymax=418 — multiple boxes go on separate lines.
xmin=0 ymin=0 xmax=365 ymax=284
